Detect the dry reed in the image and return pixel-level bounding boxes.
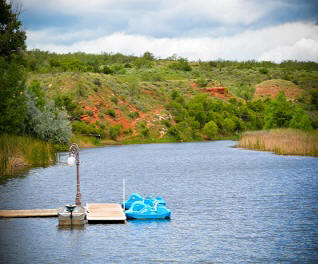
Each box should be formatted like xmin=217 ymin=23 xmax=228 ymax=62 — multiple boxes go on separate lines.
xmin=239 ymin=129 xmax=318 ymax=157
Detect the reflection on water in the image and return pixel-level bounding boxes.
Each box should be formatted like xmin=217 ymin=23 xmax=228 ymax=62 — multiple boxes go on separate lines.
xmin=0 ymin=141 xmax=317 ymax=263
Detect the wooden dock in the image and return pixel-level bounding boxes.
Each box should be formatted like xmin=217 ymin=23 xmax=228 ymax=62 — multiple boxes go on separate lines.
xmin=0 ymin=209 xmax=57 ymax=218
xmin=86 ymin=203 xmax=126 ymax=224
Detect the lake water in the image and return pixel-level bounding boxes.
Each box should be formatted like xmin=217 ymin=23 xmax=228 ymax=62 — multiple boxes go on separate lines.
xmin=0 ymin=141 xmax=317 ymax=263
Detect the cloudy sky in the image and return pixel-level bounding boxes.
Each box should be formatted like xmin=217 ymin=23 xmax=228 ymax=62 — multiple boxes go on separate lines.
xmin=20 ymin=0 xmax=318 ymax=62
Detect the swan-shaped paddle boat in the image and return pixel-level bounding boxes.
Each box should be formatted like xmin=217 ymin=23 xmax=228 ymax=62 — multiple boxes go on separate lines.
xmin=125 ymin=200 xmax=171 ymax=220
xmin=122 ymin=193 xmax=166 ymax=210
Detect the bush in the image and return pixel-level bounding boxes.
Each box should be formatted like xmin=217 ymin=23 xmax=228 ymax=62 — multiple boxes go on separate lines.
xmin=109 ymin=124 xmax=121 ymax=140
xmin=93 ymin=78 xmax=101 ymax=86
xmin=169 ymin=58 xmax=192 ymax=71
xmin=259 ymin=67 xmax=268 ymax=74
xmin=289 ymin=108 xmax=312 ymax=130
xmin=98 ymin=113 xmax=104 ymax=119
xmin=106 ymin=109 xmax=116 ymax=118
xmin=54 ymin=94 xmax=77 ymax=114
xmin=128 ymin=111 xmax=140 ymax=119
xmin=0 ymin=58 xmax=26 ymax=134
xmin=86 ymin=110 xmax=94 ymax=117
xmin=102 ymin=65 xmax=113 ymax=74
xmin=25 ymin=90 xmax=71 ymax=144
xmin=223 ymin=118 xmax=236 ymax=134
xmin=196 ymin=75 xmax=208 ymax=87
xmin=111 ymin=96 xmax=118 ymax=104
xmin=203 ymin=121 xmax=218 ymax=139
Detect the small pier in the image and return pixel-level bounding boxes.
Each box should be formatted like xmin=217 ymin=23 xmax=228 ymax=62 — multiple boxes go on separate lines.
xmin=0 ymin=204 xmax=126 ymax=224
xmin=0 ymin=209 xmax=57 ymax=218
xmin=86 ymin=203 xmax=126 ymax=224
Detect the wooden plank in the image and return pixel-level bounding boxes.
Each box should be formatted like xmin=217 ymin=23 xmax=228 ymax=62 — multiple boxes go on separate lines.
xmin=86 ymin=203 xmax=126 ymax=223
xmin=0 ymin=209 xmax=57 ymax=218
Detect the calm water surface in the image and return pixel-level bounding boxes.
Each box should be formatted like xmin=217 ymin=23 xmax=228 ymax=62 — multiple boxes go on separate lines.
xmin=0 ymin=141 xmax=317 ymax=263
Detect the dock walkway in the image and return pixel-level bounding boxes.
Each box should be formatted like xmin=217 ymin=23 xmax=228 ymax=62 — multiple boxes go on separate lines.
xmin=0 ymin=209 xmax=57 ymax=218
xmin=86 ymin=203 xmax=126 ymax=223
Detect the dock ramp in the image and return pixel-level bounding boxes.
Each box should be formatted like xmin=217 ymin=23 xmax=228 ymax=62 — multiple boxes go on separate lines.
xmin=86 ymin=203 xmax=126 ymax=224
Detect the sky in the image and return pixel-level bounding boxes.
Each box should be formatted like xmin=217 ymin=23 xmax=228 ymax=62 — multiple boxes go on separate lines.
xmin=20 ymin=0 xmax=318 ymax=62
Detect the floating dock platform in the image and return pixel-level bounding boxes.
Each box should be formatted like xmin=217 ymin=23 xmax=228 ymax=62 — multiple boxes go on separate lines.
xmin=0 ymin=209 xmax=57 ymax=218
xmin=0 ymin=203 xmax=126 ymax=224
xmin=86 ymin=203 xmax=126 ymax=224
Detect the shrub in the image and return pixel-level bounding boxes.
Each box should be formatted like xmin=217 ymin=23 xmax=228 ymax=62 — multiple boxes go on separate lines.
xmin=25 ymin=90 xmax=71 ymax=144
xmin=128 ymin=111 xmax=140 ymax=119
xmin=203 ymin=121 xmax=218 ymax=139
xmin=93 ymin=78 xmax=101 ymax=86
xmin=169 ymin=58 xmax=192 ymax=71
xmin=98 ymin=113 xmax=104 ymax=119
xmin=86 ymin=110 xmax=94 ymax=117
xmin=0 ymin=58 xmax=26 ymax=134
xmin=289 ymin=108 xmax=312 ymax=130
xmin=111 ymin=96 xmax=118 ymax=104
xmin=223 ymin=118 xmax=236 ymax=134
xmin=123 ymin=128 xmax=133 ymax=135
xmin=106 ymin=109 xmax=116 ymax=118
xmin=196 ymin=75 xmax=208 ymax=87
xmin=259 ymin=67 xmax=268 ymax=74
xmin=102 ymin=65 xmax=113 ymax=74
xmin=109 ymin=124 xmax=121 ymax=140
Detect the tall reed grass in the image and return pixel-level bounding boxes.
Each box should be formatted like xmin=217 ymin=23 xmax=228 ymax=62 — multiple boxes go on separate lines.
xmin=239 ymin=129 xmax=318 ymax=157
xmin=0 ymin=134 xmax=56 ymax=176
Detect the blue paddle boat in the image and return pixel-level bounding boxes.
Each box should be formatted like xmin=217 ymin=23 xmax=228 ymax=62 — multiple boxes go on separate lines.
xmin=125 ymin=201 xmax=171 ymax=220
xmin=122 ymin=193 xmax=166 ymax=210
xmin=121 ymin=193 xmax=143 ymax=210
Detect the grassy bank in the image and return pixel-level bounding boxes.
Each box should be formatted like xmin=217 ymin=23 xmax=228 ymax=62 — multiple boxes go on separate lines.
xmin=0 ymin=134 xmax=56 ymax=176
xmin=239 ymin=129 xmax=318 ymax=156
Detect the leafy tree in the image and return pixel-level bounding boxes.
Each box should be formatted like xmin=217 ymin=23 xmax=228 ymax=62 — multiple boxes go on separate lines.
xmin=196 ymin=75 xmax=208 ymax=87
xmin=143 ymin=51 xmax=155 ymax=61
xmin=309 ymin=89 xmax=318 ymax=110
xmin=109 ymin=124 xmax=121 ymax=140
xmin=0 ymin=0 xmax=26 ymax=58
xmin=223 ymin=118 xmax=236 ymax=134
xmin=54 ymin=94 xmax=77 ymax=114
xmin=289 ymin=108 xmax=312 ymax=130
xmin=24 ymin=90 xmax=71 ymax=144
xmin=169 ymin=58 xmax=192 ymax=71
xmin=28 ymin=80 xmax=45 ymax=110
xmin=203 ymin=121 xmax=218 ymax=139
xmin=234 ymin=84 xmax=255 ymax=102
xmin=0 ymin=57 xmax=26 ymax=133
xmin=0 ymin=0 xmax=26 ymax=134
xmin=264 ymin=92 xmax=294 ymax=129
xmin=166 ymin=101 xmax=187 ymax=123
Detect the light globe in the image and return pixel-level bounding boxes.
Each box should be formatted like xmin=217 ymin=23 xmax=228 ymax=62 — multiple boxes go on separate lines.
xmin=67 ymin=155 xmax=75 ymax=167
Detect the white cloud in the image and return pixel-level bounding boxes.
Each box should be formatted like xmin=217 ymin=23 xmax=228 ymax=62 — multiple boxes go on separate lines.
xmin=26 ymin=22 xmax=318 ymax=62
xmin=22 ymin=0 xmax=278 ymax=26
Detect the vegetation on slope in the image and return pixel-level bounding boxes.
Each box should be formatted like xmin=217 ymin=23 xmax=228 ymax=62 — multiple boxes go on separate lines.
xmin=1 ymin=0 xmax=318 ymax=178
xmin=23 ymin=55 xmax=318 ymax=145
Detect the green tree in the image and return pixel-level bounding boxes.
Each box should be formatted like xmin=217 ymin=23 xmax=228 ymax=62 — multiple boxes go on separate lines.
xmin=0 ymin=0 xmax=27 ymax=134
xmin=203 ymin=121 xmax=218 ymax=139
xmin=143 ymin=51 xmax=155 ymax=61
xmin=289 ymin=108 xmax=312 ymax=130
xmin=0 ymin=0 xmax=26 ymax=58
xmin=223 ymin=118 xmax=236 ymax=134
xmin=264 ymin=92 xmax=294 ymax=129
xmin=0 ymin=57 xmax=26 ymax=133
xmin=234 ymin=84 xmax=255 ymax=102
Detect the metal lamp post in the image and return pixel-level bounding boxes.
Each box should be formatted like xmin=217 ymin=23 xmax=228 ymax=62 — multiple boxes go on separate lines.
xmin=68 ymin=143 xmax=81 ymax=206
